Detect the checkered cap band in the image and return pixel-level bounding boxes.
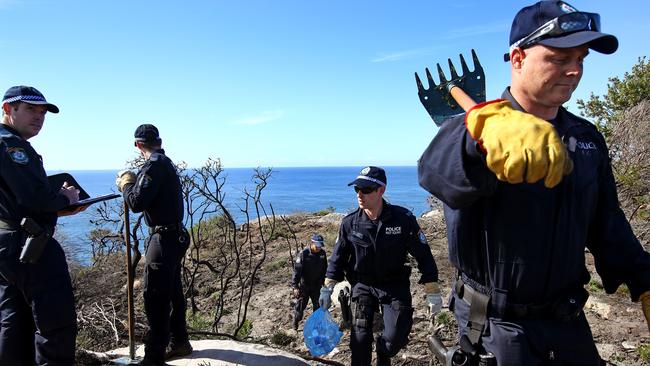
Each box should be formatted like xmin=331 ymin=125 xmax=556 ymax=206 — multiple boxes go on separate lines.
xmin=2 ymin=95 xmax=48 ymax=104
xmin=355 ymin=175 xmax=386 ymax=187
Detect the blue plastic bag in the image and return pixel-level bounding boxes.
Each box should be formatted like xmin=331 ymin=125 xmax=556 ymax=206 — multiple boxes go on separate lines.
xmin=303 ymin=308 xmax=343 ymax=356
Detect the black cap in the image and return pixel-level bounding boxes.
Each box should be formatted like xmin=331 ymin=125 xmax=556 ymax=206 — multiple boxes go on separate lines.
xmin=311 ymin=234 xmax=325 ymax=248
xmin=2 ymin=86 xmax=59 ymax=113
xmin=134 ymin=124 xmax=161 ymax=143
xmin=347 ymin=166 xmax=387 ymax=189
xmin=506 ymin=1 xmax=618 ymax=61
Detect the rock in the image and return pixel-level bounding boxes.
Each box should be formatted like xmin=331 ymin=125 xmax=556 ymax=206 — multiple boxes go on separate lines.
xmin=596 ymin=343 xmax=616 ymax=360
xmin=316 ymin=213 xmax=345 ymax=225
xmin=622 ymin=340 xmax=637 ymax=350
xmin=585 ymin=298 xmax=612 ymax=319
xmin=108 ymin=339 xmax=310 ymax=366
xmin=421 ymin=209 xmax=443 ymax=220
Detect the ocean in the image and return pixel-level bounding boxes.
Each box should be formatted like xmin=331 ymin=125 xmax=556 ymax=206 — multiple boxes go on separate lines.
xmin=52 ymin=166 xmax=432 ymax=264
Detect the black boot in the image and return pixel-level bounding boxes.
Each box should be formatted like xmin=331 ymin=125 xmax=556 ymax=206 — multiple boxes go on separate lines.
xmin=164 ymin=341 xmax=193 ymax=360
xmin=292 ymin=309 xmax=302 ymax=331
xmin=139 ymin=358 xmax=170 ymax=366
xmin=376 ymin=352 xmax=391 ymax=366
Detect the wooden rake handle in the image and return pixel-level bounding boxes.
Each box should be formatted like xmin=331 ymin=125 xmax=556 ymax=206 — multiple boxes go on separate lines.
xmin=449 ymin=84 xmax=478 ymax=112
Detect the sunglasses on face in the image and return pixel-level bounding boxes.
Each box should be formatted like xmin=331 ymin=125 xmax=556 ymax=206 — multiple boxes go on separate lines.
xmin=354 ymin=186 xmax=377 ymax=194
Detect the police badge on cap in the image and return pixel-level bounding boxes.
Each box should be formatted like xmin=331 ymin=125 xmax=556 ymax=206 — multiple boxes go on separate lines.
xmin=348 ymin=166 xmax=387 ymax=189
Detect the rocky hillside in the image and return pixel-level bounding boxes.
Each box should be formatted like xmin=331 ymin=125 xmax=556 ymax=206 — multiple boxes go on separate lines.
xmin=72 ymin=211 xmax=650 ymax=365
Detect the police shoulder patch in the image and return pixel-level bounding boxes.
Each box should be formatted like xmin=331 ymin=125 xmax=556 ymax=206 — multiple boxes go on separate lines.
xmin=418 ymin=230 xmax=428 ymax=245
xmin=139 ymin=174 xmax=153 ymax=188
xmin=7 ymin=147 xmax=29 ymax=164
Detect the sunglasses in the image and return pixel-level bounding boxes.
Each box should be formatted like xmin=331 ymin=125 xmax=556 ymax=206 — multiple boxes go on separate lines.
xmin=514 ymin=12 xmax=601 ymax=51
xmin=354 ymin=186 xmax=377 ymax=194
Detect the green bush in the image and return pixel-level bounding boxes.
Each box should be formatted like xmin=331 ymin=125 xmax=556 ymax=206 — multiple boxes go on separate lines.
xmin=187 ymin=312 xmax=213 ymax=332
xmin=236 ymin=319 xmax=253 ymax=339
xmin=266 ymin=258 xmax=287 ymax=272
xmin=638 ymin=343 xmax=650 ymax=362
xmin=587 ymin=279 xmax=605 ymax=294
xmin=435 ymin=310 xmax=453 ymax=326
xmin=270 ymin=330 xmax=296 ymax=346
xmin=314 ymin=206 xmax=336 ymax=216
xmin=616 ymin=284 xmax=630 ymax=296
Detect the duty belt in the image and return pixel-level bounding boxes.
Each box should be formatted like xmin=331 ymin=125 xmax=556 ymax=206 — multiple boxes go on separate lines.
xmin=150 ymin=222 xmax=183 ymax=234
xmin=455 ymin=273 xmax=490 ymax=345
xmin=456 ymin=272 xmax=587 ymax=321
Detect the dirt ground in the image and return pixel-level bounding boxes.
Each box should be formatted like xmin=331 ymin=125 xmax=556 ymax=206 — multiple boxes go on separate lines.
xmin=236 ymin=213 xmax=650 ymax=366
xmin=74 ymin=211 xmax=650 ymax=365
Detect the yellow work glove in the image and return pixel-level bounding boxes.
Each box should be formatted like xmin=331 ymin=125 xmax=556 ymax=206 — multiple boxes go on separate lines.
xmin=115 ymin=170 xmax=136 ymax=192
xmin=465 ymin=100 xmax=573 ymax=188
xmin=640 ymin=291 xmax=650 ymax=333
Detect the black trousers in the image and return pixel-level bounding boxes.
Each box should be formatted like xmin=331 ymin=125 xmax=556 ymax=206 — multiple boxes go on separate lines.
xmin=350 ymin=282 xmax=413 ymax=366
xmin=451 ymin=284 xmax=602 ymax=366
xmin=293 ymin=286 xmax=320 ymax=323
xmin=143 ymin=228 xmax=190 ymax=362
xmin=0 ymin=230 xmax=76 ymax=366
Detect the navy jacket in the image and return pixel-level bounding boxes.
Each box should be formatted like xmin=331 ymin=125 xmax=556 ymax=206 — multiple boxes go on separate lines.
xmin=123 ymin=149 xmax=183 ymax=227
xmin=292 ymin=247 xmax=327 ymax=289
xmin=0 ymin=124 xmax=69 ymax=227
xmin=326 ymin=201 xmax=438 ymax=287
xmin=418 ymin=88 xmax=650 ymax=304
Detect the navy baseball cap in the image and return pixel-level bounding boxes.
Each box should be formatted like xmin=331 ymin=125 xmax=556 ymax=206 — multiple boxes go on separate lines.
xmin=2 ymin=86 xmax=59 ymax=113
xmin=311 ymin=234 xmax=325 ymax=248
xmin=134 ymin=124 xmax=161 ymax=143
xmin=348 ymin=166 xmax=387 ymax=189
xmin=505 ymin=1 xmax=618 ymax=61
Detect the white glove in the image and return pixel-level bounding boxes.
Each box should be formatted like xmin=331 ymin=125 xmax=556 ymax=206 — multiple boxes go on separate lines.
xmin=424 ymin=282 xmax=442 ymax=315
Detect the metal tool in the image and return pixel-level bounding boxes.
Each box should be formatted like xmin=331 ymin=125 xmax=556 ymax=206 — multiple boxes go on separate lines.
xmin=415 ymin=49 xmax=486 ymax=126
xmin=111 ymin=201 xmax=139 ymax=365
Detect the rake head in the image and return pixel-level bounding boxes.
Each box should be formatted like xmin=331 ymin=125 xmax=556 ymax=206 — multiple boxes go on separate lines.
xmin=415 ymin=49 xmax=486 ymax=126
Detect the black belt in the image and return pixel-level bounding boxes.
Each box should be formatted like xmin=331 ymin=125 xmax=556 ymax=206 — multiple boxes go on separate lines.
xmin=506 ymin=301 xmax=554 ymax=319
xmin=456 ymin=273 xmax=587 ymax=321
xmin=150 ymin=222 xmax=183 ymax=234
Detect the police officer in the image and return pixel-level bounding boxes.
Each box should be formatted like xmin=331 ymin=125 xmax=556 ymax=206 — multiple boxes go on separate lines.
xmin=418 ymin=2 xmax=650 ymax=365
xmin=320 ymin=166 xmax=442 ymax=366
xmin=116 ymin=124 xmax=192 ymax=366
xmin=291 ymin=233 xmax=327 ymax=330
xmin=0 ymin=86 xmax=84 ymax=365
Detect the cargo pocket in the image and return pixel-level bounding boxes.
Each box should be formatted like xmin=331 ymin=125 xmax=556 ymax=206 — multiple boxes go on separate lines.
xmin=0 ymin=230 xmax=23 ymax=285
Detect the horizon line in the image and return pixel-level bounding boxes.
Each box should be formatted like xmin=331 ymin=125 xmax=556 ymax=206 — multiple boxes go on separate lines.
xmin=49 ymin=164 xmax=419 ymax=172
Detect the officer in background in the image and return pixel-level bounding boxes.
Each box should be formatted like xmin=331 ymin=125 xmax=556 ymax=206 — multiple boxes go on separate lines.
xmin=116 ymin=124 xmax=192 ymax=366
xmin=291 ymin=233 xmax=327 ymax=330
xmin=320 ymin=166 xmax=442 ymax=366
xmin=0 ymin=86 xmax=83 ymax=365
xmin=418 ymin=1 xmax=650 ymax=364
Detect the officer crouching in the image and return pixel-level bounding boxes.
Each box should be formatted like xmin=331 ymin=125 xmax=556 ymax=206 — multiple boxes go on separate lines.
xmin=320 ymin=166 xmax=442 ymax=366
xmin=116 ymin=124 xmax=192 ymax=366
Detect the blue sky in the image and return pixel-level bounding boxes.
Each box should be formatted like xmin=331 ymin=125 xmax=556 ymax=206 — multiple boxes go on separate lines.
xmin=2 ymin=0 xmax=648 ymax=170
